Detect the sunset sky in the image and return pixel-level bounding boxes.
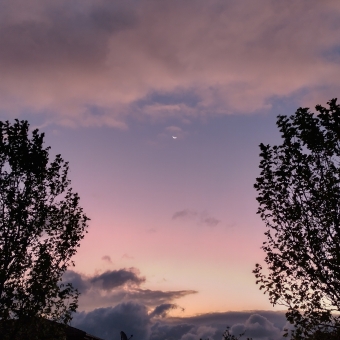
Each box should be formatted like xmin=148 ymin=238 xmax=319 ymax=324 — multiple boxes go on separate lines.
xmin=1 ymin=1 xmax=340 ymax=339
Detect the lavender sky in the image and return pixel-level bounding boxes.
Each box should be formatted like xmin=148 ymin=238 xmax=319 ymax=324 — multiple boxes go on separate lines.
xmin=2 ymin=1 xmax=340 ymax=339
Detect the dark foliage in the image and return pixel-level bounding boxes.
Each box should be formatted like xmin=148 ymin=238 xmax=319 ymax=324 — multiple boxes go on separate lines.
xmin=253 ymin=99 xmax=340 ymax=339
xmin=199 ymin=326 xmax=252 ymax=340
xmin=0 ymin=120 xmax=89 ymax=339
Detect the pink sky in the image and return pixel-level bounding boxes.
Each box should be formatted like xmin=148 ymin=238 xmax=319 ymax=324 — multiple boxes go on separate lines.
xmin=1 ymin=1 xmax=340 ymax=339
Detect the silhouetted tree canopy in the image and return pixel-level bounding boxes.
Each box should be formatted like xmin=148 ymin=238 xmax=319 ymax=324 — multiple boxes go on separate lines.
xmin=253 ymin=99 xmax=340 ymax=339
xmin=0 ymin=120 xmax=89 ymax=339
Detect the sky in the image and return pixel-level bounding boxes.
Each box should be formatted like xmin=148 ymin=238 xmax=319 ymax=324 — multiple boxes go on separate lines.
xmin=1 ymin=0 xmax=340 ymax=339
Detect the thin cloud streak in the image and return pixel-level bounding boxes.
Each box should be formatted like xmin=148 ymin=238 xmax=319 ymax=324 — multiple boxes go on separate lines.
xmin=101 ymin=255 xmax=113 ymax=264
xmin=1 ymin=0 xmax=340 ymax=126
xmin=172 ymin=209 xmax=221 ymax=227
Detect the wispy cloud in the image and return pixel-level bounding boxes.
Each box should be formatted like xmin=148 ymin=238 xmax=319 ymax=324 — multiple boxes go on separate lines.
xmin=62 ymin=268 xmax=197 ymax=312
xmin=172 ymin=209 xmax=198 ymax=221
xmin=101 ymin=255 xmax=113 ymax=264
xmin=172 ymin=209 xmax=220 ymax=227
xmin=201 ymin=216 xmax=220 ymax=228
xmin=2 ymin=0 xmax=340 ymax=127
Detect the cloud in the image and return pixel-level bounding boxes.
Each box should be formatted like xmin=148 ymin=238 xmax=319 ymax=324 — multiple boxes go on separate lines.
xmin=150 ymin=323 xmax=194 ymax=340
xmin=72 ymin=302 xmax=151 ymax=340
xmin=172 ymin=209 xmax=220 ymax=227
xmin=122 ymin=253 xmax=134 ymax=260
xmin=229 ymin=314 xmax=287 ymax=340
xmin=126 ymin=289 xmax=197 ymax=308
xmin=89 ymin=268 xmax=145 ymax=290
xmin=102 ymin=255 xmax=113 ymax=264
xmin=63 ymin=269 xmax=294 ymax=340
xmin=172 ymin=209 xmax=198 ymax=220
xmin=181 ymin=326 xmax=217 ymax=340
xmin=62 ymin=268 xmax=145 ymax=294
xmin=149 ymin=304 xmax=183 ymax=318
xmin=62 ymin=270 xmax=90 ymax=294
xmin=2 ymin=0 xmax=340 ymax=126
xmin=73 ymin=287 xmax=197 ymax=314
xmin=156 ymin=311 xmax=293 ymax=340
xmin=71 ymin=308 xmax=295 ymax=340
xmin=201 ymin=216 xmax=220 ymax=228
xmin=62 ymin=269 xmax=197 ymax=312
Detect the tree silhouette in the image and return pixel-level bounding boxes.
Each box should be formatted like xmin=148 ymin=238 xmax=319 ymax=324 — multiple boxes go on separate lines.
xmin=0 ymin=120 xmax=89 ymax=339
xmin=253 ymin=99 xmax=340 ymax=339
xmin=200 ymin=326 xmax=252 ymax=340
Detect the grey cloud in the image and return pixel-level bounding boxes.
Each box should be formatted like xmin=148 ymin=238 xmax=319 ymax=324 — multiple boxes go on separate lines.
xmin=230 ymin=314 xmax=286 ymax=340
xmin=74 ymin=288 xmax=197 ymax=313
xmin=72 ymin=308 xmax=295 ymax=340
xmin=62 ymin=270 xmax=90 ymax=294
xmin=1 ymin=0 xmax=340 ymax=127
xmin=90 ymin=268 xmax=145 ymax=290
xmin=149 ymin=304 xmax=181 ymax=318
xmin=72 ymin=302 xmax=150 ymax=340
xmin=172 ymin=209 xmax=198 ymax=220
xmin=181 ymin=325 xmax=217 ymax=340
xmin=62 ymin=269 xmax=197 ymax=312
xmin=150 ymin=323 xmax=194 ymax=340
xmin=173 ymin=310 xmax=290 ymax=330
xmin=73 ymin=288 xmax=197 ymax=311
xmin=90 ymin=2 xmax=138 ymax=33
xmin=127 ymin=289 xmax=197 ymax=308
xmin=0 ymin=0 xmax=138 ymax=67
xmin=154 ymin=311 xmax=293 ymax=340
xmin=62 ymin=268 xmax=145 ymax=294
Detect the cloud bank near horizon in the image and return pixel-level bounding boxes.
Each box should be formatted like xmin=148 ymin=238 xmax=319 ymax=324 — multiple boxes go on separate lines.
xmin=71 ymin=305 xmax=296 ymax=340
xmin=63 ymin=267 xmax=296 ymax=340
xmin=2 ymin=0 xmax=340 ymax=127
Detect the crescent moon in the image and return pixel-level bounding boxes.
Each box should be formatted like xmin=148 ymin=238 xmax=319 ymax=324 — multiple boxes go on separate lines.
xmin=172 ymin=136 xmax=177 ymax=139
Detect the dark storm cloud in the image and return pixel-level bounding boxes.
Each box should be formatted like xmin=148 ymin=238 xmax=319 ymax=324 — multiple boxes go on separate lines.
xmin=90 ymin=269 xmax=145 ymax=290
